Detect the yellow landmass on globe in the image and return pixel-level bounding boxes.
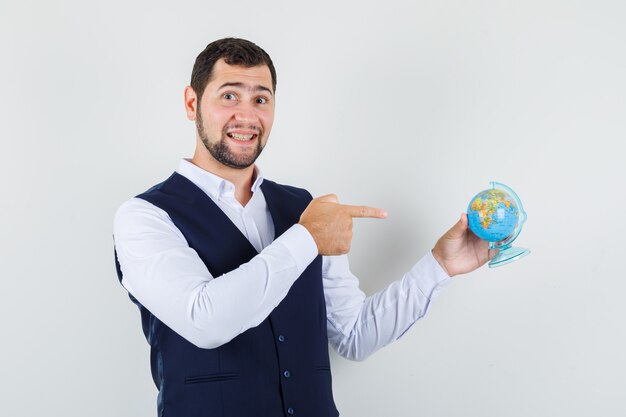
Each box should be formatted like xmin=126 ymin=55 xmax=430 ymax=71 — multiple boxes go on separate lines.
xmin=470 ymin=190 xmax=513 ymax=229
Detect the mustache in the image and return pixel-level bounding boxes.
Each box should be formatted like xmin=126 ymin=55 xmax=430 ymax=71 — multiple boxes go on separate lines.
xmin=223 ymin=125 xmax=263 ymax=135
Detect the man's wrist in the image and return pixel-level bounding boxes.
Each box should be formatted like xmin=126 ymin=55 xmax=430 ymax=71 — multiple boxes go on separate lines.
xmin=276 ymin=224 xmax=319 ymax=274
xmin=431 ymin=249 xmax=451 ymax=277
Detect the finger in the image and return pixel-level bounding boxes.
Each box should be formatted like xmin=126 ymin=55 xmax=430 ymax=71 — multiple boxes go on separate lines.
xmin=343 ymin=205 xmax=388 ymax=219
xmin=317 ymin=194 xmax=339 ymax=203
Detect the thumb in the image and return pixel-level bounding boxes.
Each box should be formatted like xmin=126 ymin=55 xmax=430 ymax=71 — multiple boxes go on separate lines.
xmin=447 ymin=213 xmax=468 ymax=238
xmin=459 ymin=213 xmax=468 ymax=229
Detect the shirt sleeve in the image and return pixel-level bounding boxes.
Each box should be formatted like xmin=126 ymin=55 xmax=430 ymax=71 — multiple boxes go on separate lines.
xmin=323 ymin=251 xmax=451 ymax=361
xmin=113 ymin=197 xmax=318 ymax=349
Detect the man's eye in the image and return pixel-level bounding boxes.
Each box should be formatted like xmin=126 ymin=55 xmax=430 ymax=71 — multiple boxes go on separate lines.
xmin=223 ymin=93 xmax=236 ymax=100
xmin=256 ymin=97 xmax=268 ymax=104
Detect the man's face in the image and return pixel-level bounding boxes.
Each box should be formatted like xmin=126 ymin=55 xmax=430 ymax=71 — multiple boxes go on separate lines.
xmin=194 ymin=59 xmax=275 ymax=169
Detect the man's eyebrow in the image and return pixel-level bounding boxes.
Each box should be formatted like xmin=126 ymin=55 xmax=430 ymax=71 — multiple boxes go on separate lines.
xmin=218 ymin=82 xmax=273 ymax=96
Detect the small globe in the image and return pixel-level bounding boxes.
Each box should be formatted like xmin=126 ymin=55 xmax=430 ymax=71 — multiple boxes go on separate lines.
xmin=466 ymin=182 xmax=530 ymax=267
xmin=467 ymin=189 xmax=519 ymax=242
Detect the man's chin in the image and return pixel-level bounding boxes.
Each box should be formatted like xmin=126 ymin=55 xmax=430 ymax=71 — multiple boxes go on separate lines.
xmin=218 ymin=153 xmax=261 ymax=170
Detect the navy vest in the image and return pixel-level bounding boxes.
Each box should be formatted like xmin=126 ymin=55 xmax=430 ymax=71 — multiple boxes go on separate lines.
xmin=115 ymin=172 xmax=339 ymax=417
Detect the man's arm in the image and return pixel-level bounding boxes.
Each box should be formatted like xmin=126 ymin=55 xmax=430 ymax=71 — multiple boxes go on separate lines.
xmin=323 ymin=252 xmax=450 ymax=361
xmin=322 ymin=213 xmax=494 ymax=361
xmin=114 ymin=198 xmax=317 ymax=349
xmin=115 ymin=193 xmax=386 ymax=350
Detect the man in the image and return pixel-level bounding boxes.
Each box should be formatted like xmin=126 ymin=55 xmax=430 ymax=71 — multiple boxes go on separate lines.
xmin=114 ymin=38 xmax=493 ymax=417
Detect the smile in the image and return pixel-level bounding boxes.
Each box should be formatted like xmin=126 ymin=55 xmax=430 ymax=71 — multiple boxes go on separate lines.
xmin=227 ymin=132 xmax=258 ymax=142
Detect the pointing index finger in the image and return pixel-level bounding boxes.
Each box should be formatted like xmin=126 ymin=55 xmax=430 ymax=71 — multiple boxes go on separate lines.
xmin=343 ymin=204 xmax=388 ymax=219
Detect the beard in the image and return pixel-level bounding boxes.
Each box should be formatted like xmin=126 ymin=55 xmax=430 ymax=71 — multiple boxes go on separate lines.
xmin=196 ymin=110 xmax=265 ymax=169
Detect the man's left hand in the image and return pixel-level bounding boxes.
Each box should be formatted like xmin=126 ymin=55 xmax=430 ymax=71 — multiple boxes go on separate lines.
xmin=432 ymin=213 xmax=497 ymax=277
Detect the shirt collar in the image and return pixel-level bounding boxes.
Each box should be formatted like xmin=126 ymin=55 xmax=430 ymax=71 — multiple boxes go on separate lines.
xmin=176 ymin=159 xmax=264 ymax=201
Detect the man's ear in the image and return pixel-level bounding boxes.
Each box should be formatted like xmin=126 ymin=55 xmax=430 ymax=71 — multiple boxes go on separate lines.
xmin=184 ymin=86 xmax=198 ymax=121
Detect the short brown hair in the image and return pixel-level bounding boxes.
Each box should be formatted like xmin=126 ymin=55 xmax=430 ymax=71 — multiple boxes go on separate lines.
xmin=190 ymin=37 xmax=277 ymax=100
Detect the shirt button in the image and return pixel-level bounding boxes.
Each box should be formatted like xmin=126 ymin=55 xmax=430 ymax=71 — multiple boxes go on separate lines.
xmin=283 ymin=370 xmax=291 ymax=378
xmin=278 ymin=335 xmax=285 ymax=343
xmin=287 ymin=407 xmax=295 ymax=415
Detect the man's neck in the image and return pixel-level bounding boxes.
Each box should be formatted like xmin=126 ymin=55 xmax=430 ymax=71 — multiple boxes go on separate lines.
xmin=191 ymin=155 xmax=256 ymax=206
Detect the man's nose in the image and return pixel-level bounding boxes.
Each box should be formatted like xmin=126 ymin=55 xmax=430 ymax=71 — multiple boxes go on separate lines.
xmin=233 ymin=103 xmax=259 ymax=123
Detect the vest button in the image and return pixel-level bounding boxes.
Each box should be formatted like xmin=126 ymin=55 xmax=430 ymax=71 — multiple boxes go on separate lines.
xmin=283 ymin=370 xmax=291 ymax=378
xmin=287 ymin=407 xmax=295 ymax=415
xmin=278 ymin=335 xmax=285 ymax=343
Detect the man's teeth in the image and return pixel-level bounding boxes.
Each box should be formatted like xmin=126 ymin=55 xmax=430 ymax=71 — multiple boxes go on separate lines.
xmin=228 ymin=133 xmax=255 ymax=141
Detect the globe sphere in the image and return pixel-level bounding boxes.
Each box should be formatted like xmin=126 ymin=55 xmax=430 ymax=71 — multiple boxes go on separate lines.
xmin=467 ymin=189 xmax=519 ymax=242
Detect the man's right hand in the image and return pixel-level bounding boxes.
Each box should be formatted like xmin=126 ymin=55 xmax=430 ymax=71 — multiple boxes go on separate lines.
xmin=299 ymin=194 xmax=387 ymax=256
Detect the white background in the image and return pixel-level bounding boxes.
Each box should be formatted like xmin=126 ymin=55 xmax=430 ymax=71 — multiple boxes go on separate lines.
xmin=2 ymin=0 xmax=625 ymax=416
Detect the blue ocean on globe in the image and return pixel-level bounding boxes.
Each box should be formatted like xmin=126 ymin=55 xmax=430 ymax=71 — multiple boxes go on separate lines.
xmin=467 ymin=189 xmax=520 ymax=242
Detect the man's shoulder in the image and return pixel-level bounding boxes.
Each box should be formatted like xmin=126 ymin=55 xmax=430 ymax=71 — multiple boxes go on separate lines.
xmin=136 ymin=172 xmax=185 ymax=197
xmin=114 ymin=173 xmax=182 ymax=229
xmin=132 ymin=173 xmax=202 ymax=208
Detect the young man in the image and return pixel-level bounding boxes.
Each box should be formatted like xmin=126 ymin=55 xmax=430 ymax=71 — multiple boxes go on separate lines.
xmin=114 ymin=37 xmax=493 ymax=417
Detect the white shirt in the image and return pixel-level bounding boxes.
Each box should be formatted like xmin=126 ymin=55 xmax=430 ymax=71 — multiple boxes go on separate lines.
xmin=113 ymin=159 xmax=450 ymax=360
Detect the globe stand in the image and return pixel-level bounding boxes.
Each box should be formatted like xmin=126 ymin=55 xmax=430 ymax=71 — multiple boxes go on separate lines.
xmin=488 ymin=243 xmax=530 ymax=268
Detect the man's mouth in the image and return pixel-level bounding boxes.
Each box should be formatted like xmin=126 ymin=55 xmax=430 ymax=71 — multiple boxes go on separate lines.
xmin=227 ymin=132 xmax=258 ymax=142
